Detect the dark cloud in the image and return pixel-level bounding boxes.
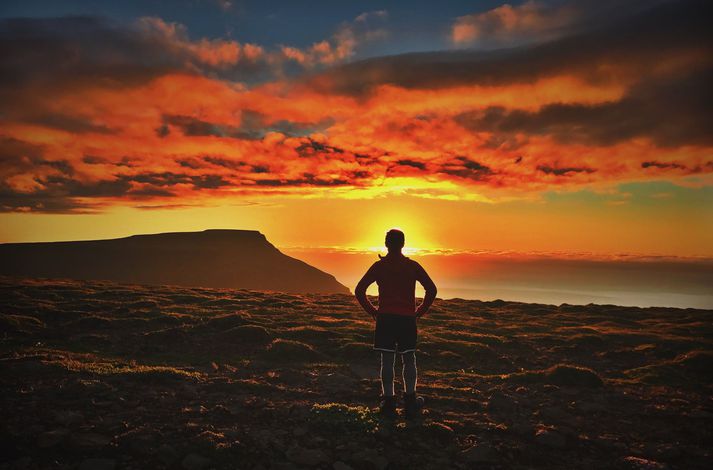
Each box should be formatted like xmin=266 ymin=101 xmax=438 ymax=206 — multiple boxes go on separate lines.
xmin=0 ymin=136 xmax=74 ymax=177
xmin=27 ymin=113 xmax=114 ymax=134
xmin=640 ymin=160 xmax=713 ymax=174
xmin=203 ymin=156 xmax=248 ymax=170
xmin=82 ymin=155 xmax=109 ymax=165
xmin=160 ymin=112 xmax=332 ymax=140
xmin=455 ymin=68 xmax=713 ymax=147
xmin=162 ymin=115 xmax=232 ymax=138
xmin=0 ymin=16 xmax=174 ymax=92
xmin=0 ymin=15 xmax=272 ymax=93
xmin=251 ymin=165 xmax=270 ymax=174
xmin=0 ymin=170 xmax=230 ymax=213
xmin=0 ymin=137 xmax=45 ymax=174
xmin=155 ymin=124 xmax=170 ymax=138
xmin=191 ymin=174 xmax=230 ymax=189
xmin=202 ymin=156 xmax=268 ymax=174
xmin=39 ymin=159 xmax=74 ymax=176
xmin=81 ymin=155 xmax=135 ymax=168
xmin=254 ymin=170 xmax=369 ymax=187
xmin=641 ymin=161 xmax=684 ymax=170
xmin=295 ymin=138 xmax=345 ymax=157
xmin=439 ymin=156 xmax=493 ymax=181
xmin=122 ymin=172 xmax=231 ymax=189
xmin=307 ymin=0 xmax=711 ymax=96
xmin=396 ymin=159 xmax=426 ymax=170
xmin=537 ymin=165 xmax=596 ymax=176
xmin=176 ymin=158 xmax=204 ymax=169
xmin=0 ymin=173 xmax=135 ymax=213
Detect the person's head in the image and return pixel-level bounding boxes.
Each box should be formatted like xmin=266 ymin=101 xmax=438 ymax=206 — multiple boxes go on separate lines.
xmin=385 ymin=228 xmax=405 ymax=253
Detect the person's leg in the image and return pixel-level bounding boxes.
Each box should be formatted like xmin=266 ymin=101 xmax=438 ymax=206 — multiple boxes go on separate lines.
xmin=380 ymin=351 xmax=396 ymax=396
xmin=401 ymin=351 xmax=417 ymax=394
xmin=401 ymin=350 xmax=424 ymax=418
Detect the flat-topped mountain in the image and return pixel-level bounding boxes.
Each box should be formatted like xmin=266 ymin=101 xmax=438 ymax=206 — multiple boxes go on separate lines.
xmin=0 ymin=229 xmax=349 ymax=294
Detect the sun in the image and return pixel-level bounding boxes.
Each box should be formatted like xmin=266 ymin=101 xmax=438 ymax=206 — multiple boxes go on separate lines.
xmin=356 ymin=212 xmax=437 ymax=255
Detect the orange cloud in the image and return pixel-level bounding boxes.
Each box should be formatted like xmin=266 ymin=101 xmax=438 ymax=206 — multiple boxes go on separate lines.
xmin=452 ymin=1 xmax=577 ymax=45
xmin=1 ymin=2 xmax=711 ymax=213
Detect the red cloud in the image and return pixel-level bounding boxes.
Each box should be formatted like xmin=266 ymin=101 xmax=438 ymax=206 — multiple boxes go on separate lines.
xmin=1 ymin=2 xmax=712 ymax=213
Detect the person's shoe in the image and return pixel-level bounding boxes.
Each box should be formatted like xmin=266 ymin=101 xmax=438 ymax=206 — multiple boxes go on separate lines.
xmin=378 ymin=395 xmax=397 ymax=418
xmin=403 ymin=392 xmax=425 ymax=419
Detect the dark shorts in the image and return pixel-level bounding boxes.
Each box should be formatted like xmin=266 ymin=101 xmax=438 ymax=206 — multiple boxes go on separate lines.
xmin=373 ymin=313 xmax=417 ymax=353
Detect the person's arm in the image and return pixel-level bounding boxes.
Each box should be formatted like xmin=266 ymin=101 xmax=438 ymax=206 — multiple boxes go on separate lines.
xmin=415 ymin=263 xmax=437 ymax=318
xmin=355 ymin=263 xmax=379 ymax=319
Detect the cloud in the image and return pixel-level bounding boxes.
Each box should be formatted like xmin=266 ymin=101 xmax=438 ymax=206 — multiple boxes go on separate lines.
xmin=537 ymin=165 xmax=596 ymax=176
xmin=136 ymin=17 xmax=265 ymax=69
xmin=308 ymin=0 xmax=711 ymax=96
xmin=451 ymin=0 xmax=662 ymax=46
xmin=279 ymin=10 xmax=388 ymax=66
xmin=0 ymin=1 xmax=711 ymax=213
xmin=439 ymin=156 xmax=494 ymax=181
xmin=452 ymin=1 xmax=577 ymax=45
xmin=454 ymin=68 xmax=713 ymax=147
xmin=160 ymin=111 xmax=333 ymax=140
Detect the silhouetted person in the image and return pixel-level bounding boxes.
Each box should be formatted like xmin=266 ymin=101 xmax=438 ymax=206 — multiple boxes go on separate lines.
xmin=355 ymin=228 xmax=437 ymax=419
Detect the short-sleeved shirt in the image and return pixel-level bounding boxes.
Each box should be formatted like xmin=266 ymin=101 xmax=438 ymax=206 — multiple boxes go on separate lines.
xmin=364 ymin=254 xmax=432 ymax=316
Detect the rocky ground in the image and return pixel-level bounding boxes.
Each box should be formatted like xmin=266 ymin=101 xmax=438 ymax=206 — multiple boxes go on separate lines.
xmin=1 ymin=277 xmax=711 ymax=469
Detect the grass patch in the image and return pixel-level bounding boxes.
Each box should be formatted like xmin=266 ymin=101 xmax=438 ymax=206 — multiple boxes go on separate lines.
xmin=624 ymin=350 xmax=713 ymax=387
xmin=506 ymin=364 xmax=604 ymax=388
xmin=52 ymin=356 xmax=201 ymax=381
xmin=263 ymin=339 xmax=322 ymax=362
xmin=218 ymin=324 xmax=272 ymax=344
xmin=0 ymin=314 xmax=45 ymax=333
xmin=310 ymin=403 xmax=378 ymax=433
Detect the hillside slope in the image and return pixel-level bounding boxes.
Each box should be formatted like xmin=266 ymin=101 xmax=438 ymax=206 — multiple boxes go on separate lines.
xmin=0 ymin=230 xmax=349 ymax=294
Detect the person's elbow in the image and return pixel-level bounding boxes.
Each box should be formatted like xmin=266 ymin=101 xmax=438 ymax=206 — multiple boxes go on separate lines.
xmin=427 ymin=283 xmax=437 ymax=297
xmin=354 ymin=282 xmax=367 ymax=297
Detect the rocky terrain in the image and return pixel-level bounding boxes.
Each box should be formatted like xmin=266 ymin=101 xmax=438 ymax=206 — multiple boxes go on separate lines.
xmin=1 ymin=276 xmax=711 ymax=469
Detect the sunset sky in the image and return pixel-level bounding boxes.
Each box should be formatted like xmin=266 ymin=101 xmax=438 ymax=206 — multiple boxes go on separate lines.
xmin=1 ymin=0 xmax=712 ymax=305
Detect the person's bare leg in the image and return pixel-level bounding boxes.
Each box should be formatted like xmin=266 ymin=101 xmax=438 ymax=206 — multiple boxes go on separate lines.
xmin=402 ymin=351 xmax=417 ymax=394
xmin=380 ymin=352 xmax=396 ymax=396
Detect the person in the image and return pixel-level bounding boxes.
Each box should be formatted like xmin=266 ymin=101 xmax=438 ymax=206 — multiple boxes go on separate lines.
xmin=354 ymin=228 xmax=437 ymax=419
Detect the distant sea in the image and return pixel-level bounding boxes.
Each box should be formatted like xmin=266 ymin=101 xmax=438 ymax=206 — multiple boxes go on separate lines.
xmin=284 ymin=248 xmax=713 ymax=310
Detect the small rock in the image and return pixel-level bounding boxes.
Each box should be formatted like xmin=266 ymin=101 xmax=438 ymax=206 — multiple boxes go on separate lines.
xmin=286 ymin=445 xmax=328 ymax=466
xmin=37 ymin=428 xmax=69 ymax=448
xmin=486 ymin=391 xmax=512 ymax=411
xmin=461 ymin=443 xmax=497 ymax=463
xmin=71 ymin=432 xmax=112 ymax=449
xmin=78 ymin=458 xmax=116 ymax=470
xmin=535 ymin=428 xmax=567 ymax=449
xmin=424 ymin=422 xmax=455 ymax=441
xmin=348 ymin=365 xmax=373 ymax=380
xmin=621 ymin=456 xmax=670 ymax=470
xmin=157 ymin=444 xmax=179 ymax=465
xmin=53 ymin=410 xmax=84 ymax=426
xmin=577 ymin=401 xmax=607 ymax=414
xmin=539 ymin=406 xmax=571 ymax=422
xmin=656 ymin=446 xmax=682 ymax=460
xmin=9 ymin=457 xmax=32 ymax=469
xmin=333 ymin=462 xmax=354 ymax=470
xmin=510 ymin=422 xmax=534 ymax=436
xmin=181 ymin=453 xmax=212 ymax=470
xmin=376 ymin=426 xmax=391 ymax=439
xmin=688 ymin=409 xmax=713 ymax=419
xmin=351 ymin=449 xmax=388 ymax=470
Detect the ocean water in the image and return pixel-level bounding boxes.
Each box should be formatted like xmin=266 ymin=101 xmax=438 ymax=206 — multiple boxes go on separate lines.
xmin=285 ymin=248 xmax=713 ymax=310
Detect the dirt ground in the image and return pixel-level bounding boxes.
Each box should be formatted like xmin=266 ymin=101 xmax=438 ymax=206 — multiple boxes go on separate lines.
xmin=1 ymin=277 xmax=711 ymax=469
